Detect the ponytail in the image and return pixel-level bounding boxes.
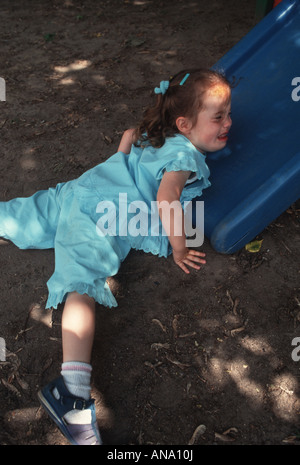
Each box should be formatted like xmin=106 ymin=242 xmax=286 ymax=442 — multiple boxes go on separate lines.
xmin=134 ymin=68 xmax=230 ymax=148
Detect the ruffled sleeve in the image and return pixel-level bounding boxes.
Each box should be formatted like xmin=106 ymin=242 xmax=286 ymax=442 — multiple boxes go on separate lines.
xmin=155 ymin=134 xmax=211 ymax=201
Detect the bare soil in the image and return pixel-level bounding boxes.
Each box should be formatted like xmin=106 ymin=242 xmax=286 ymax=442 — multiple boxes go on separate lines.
xmin=0 ymin=0 xmax=300 ymax=446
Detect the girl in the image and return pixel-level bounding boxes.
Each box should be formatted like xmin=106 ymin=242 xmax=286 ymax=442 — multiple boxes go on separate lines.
xmin=0 ymin=68 xmax=232 ymax=445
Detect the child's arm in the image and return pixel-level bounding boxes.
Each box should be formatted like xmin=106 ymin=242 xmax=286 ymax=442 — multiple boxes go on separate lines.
xmin=157 ymin=170 xmax=206 ymax=274
xmin=117 ymin=128 xmax=136 ymax=154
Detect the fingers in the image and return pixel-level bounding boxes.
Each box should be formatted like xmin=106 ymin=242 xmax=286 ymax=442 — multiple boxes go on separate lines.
xmin=188 ymin=249 xmax=206 ymax=263
xmin=175 ymin=249 xmax=206 ymax=274
xmin=178 ymin=262 xmax=190 ymax=274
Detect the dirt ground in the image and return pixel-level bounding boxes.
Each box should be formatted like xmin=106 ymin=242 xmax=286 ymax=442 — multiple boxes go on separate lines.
xmin=0 ymin=0 xmax=300 ymax=447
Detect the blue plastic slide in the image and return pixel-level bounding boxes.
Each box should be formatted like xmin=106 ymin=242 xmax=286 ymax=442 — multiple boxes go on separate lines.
xmin=192 ymin=0 xmax=300 ymax=253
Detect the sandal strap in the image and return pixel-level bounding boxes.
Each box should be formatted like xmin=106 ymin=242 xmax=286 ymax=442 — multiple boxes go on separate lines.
xmin=47 ymin=377 xmax=94 ymax=417
xmin=39 ymin=376 xmax=102 ymax=445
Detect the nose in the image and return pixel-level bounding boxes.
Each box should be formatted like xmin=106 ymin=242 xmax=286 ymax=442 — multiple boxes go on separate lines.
xmin=224 ymin=114 xmax=232 ymax=130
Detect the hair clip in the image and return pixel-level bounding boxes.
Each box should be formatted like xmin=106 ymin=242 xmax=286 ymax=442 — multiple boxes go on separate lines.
xmin=180 ymin=73 xmax=190 ymax=86
xmin=154 ymin=80 xmax=169 ymax=95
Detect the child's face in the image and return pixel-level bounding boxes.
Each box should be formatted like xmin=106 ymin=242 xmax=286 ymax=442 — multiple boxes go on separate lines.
xmin=186 ymin=84 xmax=232 ymax=153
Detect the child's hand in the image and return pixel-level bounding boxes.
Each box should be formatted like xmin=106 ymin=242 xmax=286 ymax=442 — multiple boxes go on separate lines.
xmin=172 ymin=248 xmax=206 ymax=274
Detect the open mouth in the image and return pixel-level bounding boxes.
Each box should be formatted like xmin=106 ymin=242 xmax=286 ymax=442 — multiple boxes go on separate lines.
xmin=217 ymin=133 xmax=228 ymax=142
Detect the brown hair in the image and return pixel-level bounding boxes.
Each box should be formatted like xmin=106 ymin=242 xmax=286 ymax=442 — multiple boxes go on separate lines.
xmin=134 ymin=68 xmax=231 ymax=148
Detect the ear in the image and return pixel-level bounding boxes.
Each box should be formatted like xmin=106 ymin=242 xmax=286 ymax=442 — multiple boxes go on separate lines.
xmin=175 ymin=116 xmax=192 ymax=135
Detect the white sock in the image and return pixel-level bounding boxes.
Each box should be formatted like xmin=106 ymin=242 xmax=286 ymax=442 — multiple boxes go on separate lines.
xmin=61 ymin=361 xmax=92 ymax=401
xmin=54 ymin=361 xmax=93 ymax=425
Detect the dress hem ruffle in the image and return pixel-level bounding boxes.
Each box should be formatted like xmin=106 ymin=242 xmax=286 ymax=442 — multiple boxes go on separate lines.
xmin=45 ymin=281 xmax=118 ymax=309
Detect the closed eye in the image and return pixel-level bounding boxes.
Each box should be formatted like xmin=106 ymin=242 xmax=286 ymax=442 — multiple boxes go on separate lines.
xmin=213 ymin=111 xmax=232 ymax=122
xmin=213 ymin=114 xmax=224 ymax=122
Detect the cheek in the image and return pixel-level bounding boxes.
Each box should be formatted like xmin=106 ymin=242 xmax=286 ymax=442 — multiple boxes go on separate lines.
xmin=204 ymin=126 xmax=220 ymax=142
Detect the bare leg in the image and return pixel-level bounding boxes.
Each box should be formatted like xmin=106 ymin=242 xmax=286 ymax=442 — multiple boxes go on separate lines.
xmin=38 ymin=291 xmax=102 ymax=444
xmin=62 ymin=292 xmax=96 ymax=363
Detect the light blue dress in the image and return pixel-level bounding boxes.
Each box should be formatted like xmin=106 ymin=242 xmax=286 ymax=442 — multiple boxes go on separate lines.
xmin=0 ymin=134 xmax=210 ymax=309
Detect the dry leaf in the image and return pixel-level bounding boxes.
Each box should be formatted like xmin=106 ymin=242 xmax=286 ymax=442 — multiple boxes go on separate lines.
xmin=1 ymin=378 xmax=21 ymax=397
xmin=151 ymin=343 xmax=170 ymax=350
xmin=215 ymin=427 xmax=238 ymax=442
xmin=245 ymin=239 xmax=263 ymax=253
xmin=151 ymin=319 xmax=167 ymax=333
xmin=230 ymin=326 xmax=245 ymax=336
xmin=188 ymin=424 xmax=206 ymax=444
xmin=172 ymin=315 xmax=179 ymax=337
xmin=165 ymin=355 xmax=191 ymax=370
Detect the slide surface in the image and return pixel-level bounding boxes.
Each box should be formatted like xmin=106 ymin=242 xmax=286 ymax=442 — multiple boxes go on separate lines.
xmin=193 ymin=0 xmax=300 ymax=253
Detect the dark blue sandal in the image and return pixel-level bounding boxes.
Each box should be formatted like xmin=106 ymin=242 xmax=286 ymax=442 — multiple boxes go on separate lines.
xmin=38 ymin=376 xmax=102 ymax=445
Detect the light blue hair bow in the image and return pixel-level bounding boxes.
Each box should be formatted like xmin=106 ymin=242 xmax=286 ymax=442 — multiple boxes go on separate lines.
xmin=154 ymin=73 xmax=190 ymax=95
xmin=154 ymin=80 xmax=169 ymax=95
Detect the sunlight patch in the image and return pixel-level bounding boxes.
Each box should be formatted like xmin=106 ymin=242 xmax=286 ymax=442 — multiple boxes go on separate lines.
xmin=240 ymin=336 xmax=274 ymax=355
xmin=54 ymin=60 xmax=92 ymax=74
xmin=52 ymin=60 xmax=92 ymax=86
xmin=29 ymin=303 xmax=52 ymax=328
xmin=228 ymin=358 xmax=264 ymax=407
xmin=269 ymin=373 xmax=299 ymax=421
